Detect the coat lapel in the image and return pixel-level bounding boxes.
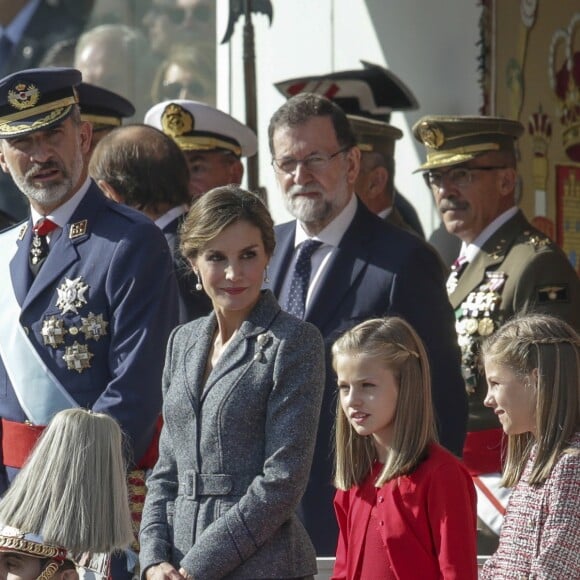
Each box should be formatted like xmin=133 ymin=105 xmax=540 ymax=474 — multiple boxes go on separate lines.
xmin=183 ymin=314 xmax=216 ymax=410
xmin=201 ymin=292 xmax=279 ymax=402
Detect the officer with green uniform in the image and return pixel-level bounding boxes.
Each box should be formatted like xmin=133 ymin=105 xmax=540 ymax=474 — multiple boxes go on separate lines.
xmin=348 ymin=115 xmax=416 ymax=233
xmin=413 ymin=115 xmax=580 ymax=553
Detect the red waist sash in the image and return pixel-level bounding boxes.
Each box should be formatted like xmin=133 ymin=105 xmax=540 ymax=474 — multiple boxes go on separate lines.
xmin=1 ymin=416 xmax=162 ymax=469
xmin=462 ymin=428 xmax=504 ymax=475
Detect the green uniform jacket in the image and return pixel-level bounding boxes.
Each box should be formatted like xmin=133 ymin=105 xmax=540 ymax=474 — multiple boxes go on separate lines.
xmin=449 ymin=210 xmax=580 ymax=431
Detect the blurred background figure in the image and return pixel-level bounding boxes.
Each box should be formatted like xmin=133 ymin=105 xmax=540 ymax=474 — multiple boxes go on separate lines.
xmin=38 ymin=38 xmax=77 ymax=67
xmin=77 ymin=82 xmax=136 ymax=157
xmin=0 ymin=0 xmax=93 ymax=77
xmin=145 ymin=100 xmax=257 ymax=201
xmin=142 ymin=0 xmax=215 ymax=59
xmin=74 ymin=23 xmax=156 ymax=120
xmin=151 ymin=45 xmax=216 ymax=106
xmin=90 ymin=124 xmax=211 ymax=322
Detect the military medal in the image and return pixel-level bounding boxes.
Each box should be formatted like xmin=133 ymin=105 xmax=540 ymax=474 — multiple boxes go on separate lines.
xmin=40 ymin=316 xmax=67 ymax=347
xmin=478 ymin=317 xmax=494 ymax=336
xmin=30 ymin=234 xmax=43 ymax=265
xmin=63 ymin=341 xmax=93 ymax=373
xmin=80 ymin=312 xmax=109 ymax=341
xmin=56 ymin=277 xmax=89 ymax=315
xmin=464 ymin=318 xmax=479 ymax=335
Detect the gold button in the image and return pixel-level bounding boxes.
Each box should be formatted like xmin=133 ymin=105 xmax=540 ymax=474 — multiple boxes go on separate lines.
xmin=69 ymin=327 xmax=79 ymax=336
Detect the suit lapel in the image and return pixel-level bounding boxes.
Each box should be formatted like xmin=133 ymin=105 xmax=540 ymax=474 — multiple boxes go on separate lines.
xmin=306 ymin=204 xmax=371 ymax=328
xmin=269 ymin=222 xmax=295 ymax=297
xmin=21 ymin=186 xmax=102 ymax=310
xmin=9 ymin=222 xmax=33 ymax=306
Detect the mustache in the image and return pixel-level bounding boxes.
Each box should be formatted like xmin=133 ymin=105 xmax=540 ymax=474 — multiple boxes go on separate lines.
xmin=25 ymin=162 xmax=62 ymax=179
xmin=287 ymin=184 xmax=325 ymax=197
xmin=439 ymin=200 xmax=469 ymax=212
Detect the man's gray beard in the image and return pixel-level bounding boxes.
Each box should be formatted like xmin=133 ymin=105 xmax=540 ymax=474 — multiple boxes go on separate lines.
xmin=284 ymin=194 xmax=332 ymax=225
xmin=11 ymin=154 xmax=83 ymax=210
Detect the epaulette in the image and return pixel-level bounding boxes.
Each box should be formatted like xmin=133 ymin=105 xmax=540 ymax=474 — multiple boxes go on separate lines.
xmin=520 ymin=229 xmax=552 ymax=251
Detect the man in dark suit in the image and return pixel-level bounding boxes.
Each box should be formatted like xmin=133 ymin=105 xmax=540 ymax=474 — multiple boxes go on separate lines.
xmin=274 ymin=62 xmax=425 ymax=238
xmin=89 ymin=123 xmax=211 ymax=322
xmin=413 ymin=115 xmax=580 ymax=553
xmin=0 ymin=67 xmax=178 ymax=490
xmin=266 ymin=93 xmax=466 ymax=555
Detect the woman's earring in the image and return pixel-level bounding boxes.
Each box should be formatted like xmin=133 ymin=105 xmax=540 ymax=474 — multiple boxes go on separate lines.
xmin=264 ymin=266 xmax=270 ymax=284
xmin=194 ymin=270 xmax=203 ymax=291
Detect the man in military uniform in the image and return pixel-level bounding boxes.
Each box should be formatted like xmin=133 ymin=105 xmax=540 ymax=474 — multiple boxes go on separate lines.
xmin=348 ymin=114 xmax=417 ymax=233
xmin=413 ymin=115 xmax=580 ymax=552
xmin=0 ymin=68 xmax=179 ymax=495
xmin=77 ymin=82 xmax=136 ymax=156
xmin=144 ymin=99 xmax=257 ymax=201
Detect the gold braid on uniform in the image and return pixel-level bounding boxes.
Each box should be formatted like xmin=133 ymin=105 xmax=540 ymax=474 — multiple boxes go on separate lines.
xmin=37 ymin=560 xmax=63 ymax=580
xmin=127 ymin=469 xmax=147 ymax=553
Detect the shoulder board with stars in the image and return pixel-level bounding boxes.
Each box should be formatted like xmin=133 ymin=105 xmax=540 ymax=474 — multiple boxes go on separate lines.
xmin=520 ymin=229 xmax=552 ymax=251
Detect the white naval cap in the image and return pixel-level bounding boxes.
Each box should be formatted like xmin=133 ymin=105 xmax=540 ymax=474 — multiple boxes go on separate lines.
xmin=144 ymin=100 xmax=257 ymax=157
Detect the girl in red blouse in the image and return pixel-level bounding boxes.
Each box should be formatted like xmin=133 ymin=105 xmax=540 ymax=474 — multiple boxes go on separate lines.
xmin=331 ymin=316 xmax=477 ymax=580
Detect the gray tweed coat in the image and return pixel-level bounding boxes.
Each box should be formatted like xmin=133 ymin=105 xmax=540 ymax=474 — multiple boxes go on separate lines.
xmin=139 ymin=290 xmax=325 ymax=579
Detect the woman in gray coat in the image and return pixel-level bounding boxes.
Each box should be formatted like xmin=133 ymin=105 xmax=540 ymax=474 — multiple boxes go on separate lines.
xmin=139 ymin=186 xmax=325 ymax=580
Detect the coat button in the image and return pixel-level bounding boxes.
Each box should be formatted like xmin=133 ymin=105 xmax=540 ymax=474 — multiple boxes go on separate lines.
xmin=378 ymin=496 xmax=384 ymax=503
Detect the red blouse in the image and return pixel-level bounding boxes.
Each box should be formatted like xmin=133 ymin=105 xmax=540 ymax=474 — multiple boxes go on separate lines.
xmin=332 ymin=443 xmax=478 ymax=580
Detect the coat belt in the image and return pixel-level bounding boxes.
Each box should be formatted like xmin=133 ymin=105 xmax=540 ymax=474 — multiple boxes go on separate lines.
xmin=178 ymin=470 xmax=254 ymax=499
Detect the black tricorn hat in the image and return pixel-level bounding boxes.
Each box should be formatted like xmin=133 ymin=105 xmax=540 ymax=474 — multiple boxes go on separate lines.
xmin=274 ymin=61 xmax=418 ymax=122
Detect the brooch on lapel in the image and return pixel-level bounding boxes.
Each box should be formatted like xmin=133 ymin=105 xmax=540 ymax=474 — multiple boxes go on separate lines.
xmin=254 ymin=332 xmax=272 ymax=362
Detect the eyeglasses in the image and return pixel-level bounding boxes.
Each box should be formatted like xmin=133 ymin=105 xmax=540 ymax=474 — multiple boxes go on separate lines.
xmin=271 ymin=146 xmax=350 ymax=176
xmin=424 ymin=166 xmax=507 ymax=190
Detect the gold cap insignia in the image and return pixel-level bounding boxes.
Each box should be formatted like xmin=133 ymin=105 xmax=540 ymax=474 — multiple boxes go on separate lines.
xmin=161 ymin=103 xmax=194 ymax=138
xmin=7 ymin=83 xmax=40 ymax=111
xmin=418 ymin=123 xmax=445 ymax=148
